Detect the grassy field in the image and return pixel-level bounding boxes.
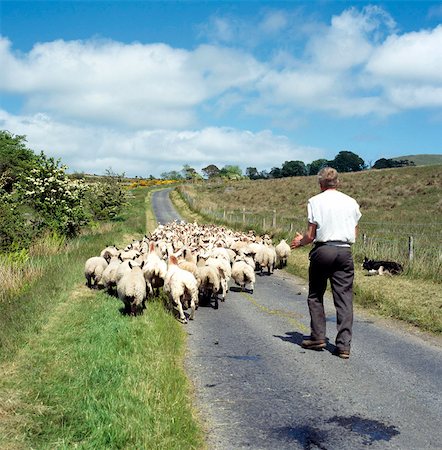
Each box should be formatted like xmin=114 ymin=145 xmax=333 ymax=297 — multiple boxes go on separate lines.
xmin=0 ymin=187 xmax=204 ymax=449
xmin=171 ymin=165 xmax=442 ymax=334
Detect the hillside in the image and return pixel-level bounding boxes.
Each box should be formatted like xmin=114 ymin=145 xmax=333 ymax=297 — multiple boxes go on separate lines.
xmin=391 ymin=154 xmax=442 ymax=166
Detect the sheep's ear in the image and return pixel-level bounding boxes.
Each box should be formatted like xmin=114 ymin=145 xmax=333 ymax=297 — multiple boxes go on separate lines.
xmin=129 ymin=261 xmax=133 ymax=269
xmin=118 ymin=254 xmax=123 ymax=262
xmin=140 ymin=261 xmax=145 ymax=269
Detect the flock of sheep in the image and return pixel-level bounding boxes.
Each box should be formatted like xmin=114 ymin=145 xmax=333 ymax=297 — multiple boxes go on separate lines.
xmin=84 ymin=221 xmax=291 ymax=323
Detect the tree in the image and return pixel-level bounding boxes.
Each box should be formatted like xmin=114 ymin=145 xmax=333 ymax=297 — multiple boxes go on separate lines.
xmin=219 ymin=165 xmax=243 ymax=180
xmin=0 ymin=130 xmax=37 ymax=192
xmin=329 ymin=151 xmax=365 ymax=172
xmin=372 ymin=158 xmax=415 ymax=169
xmin=269 ymin=167 xmax=282 ymax=178
xmin=307 ymin=159 xmax=329 ymax=175
xmin=202 ymin=164 xmax=221 ymax=179
xmin=281 ymin=160 xmax=307 ymax=177
xmin=246 ymin=167 xmax=259 ymax=180
xmin=160 ymin=170 xmax=183 ymax=180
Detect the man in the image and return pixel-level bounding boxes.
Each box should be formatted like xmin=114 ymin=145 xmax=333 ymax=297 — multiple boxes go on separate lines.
xmin=290 ymin=167 xmax=361 ymax=359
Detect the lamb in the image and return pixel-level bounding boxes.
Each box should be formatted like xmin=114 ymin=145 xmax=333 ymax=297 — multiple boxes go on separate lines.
xmin=164 ymin=255 xmax=198 ymax=323
xmin=275 ymin=239 xmax=291 ymax=269
xmin=254 ymin=244 xmax=276 ymax=275
xmin=231 ymin=254 xmax=256 ymax=293
xmin=84 ymin=256 xmax=108 ymax=289
xmin=117 ymin=261 xmax=147 ymax=316
xmin=196 ymin=264 xmax=221 ymax=308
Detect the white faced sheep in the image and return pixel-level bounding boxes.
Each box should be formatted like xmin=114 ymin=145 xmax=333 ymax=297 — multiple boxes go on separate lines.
xmin=275 ymin=239 xmax=291 ymax=269
xmin=164 ymin=255 xmax=198 ymax=324
xmin=84 ymin=256 xmax=109 ymax=289
xmin=117 ymin=261 xmax=147 ymax=316
xmin=231 ymin=254 xmax=256 ymax=294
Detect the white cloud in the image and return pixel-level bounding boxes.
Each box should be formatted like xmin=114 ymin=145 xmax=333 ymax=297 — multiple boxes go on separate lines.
xmin=0 ymin=109 xmax=324 ymax=176
xmin=0 ymin=37 xmax=264 ymax=129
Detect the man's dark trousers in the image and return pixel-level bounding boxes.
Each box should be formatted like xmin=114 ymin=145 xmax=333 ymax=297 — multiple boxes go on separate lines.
xmin=307 ymin=244 xmax=354 ymax=351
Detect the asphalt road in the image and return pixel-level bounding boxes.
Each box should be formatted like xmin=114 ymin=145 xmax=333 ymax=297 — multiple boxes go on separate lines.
xmin=151 ymin=189 xmax=442 ymax=450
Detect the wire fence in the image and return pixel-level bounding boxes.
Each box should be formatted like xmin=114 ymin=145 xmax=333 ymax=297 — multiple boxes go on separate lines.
xmin=180 ymin=190 xmax=442 ymax=282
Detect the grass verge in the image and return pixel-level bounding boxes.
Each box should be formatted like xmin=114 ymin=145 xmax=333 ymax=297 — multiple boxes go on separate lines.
xmin=171 ymin=188 xmax=442 ymax=335
xmin=0 ymin=187 xmax=204 ymax=449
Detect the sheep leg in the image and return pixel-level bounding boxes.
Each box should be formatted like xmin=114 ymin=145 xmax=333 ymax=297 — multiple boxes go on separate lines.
xmin=174 ymin=299 xmax=187 ymax=323
xmin=189 ymin=293 xmax=196 ymax=320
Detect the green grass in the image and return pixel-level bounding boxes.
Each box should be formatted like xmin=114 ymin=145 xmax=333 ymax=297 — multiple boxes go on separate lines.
xmin=0 ymin=187 xmax=204 ymax=449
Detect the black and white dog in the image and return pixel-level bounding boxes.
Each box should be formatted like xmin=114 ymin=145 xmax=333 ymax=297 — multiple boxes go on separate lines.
xmin=362 ymin=257 xmax=403 ymax=276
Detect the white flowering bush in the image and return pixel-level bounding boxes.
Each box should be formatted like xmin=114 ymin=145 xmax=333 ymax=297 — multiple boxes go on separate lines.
xmin=18 ymin=152 xmax=89 ymax=236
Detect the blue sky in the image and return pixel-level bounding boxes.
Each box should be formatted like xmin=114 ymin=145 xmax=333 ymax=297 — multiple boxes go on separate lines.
xmin=1 ymin=1 xmax=441 ymax=177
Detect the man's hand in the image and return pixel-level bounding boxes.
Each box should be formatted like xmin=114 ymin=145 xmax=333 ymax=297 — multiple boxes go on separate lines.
xmin=290 ymin=232 xmax=303 ymax=249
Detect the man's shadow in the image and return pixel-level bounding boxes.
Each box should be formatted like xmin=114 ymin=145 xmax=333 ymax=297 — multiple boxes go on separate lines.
xmin=273 ymin=331 xmax=337 ymax=354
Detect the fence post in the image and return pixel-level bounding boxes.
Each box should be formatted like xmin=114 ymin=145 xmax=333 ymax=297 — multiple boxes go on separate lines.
xmin=223 ymin=209 xmax=226 ymax=220
xmin=263 ymin=217 xmax=266 ymax=230
xmin=243 ymin=207 xmax=246 ymax=224
xmin=272 ymin=210 xmax=276 ymax=228
xmin=290 ymin=223 xmax=293 ymax=233
xmin=408 ymin=236 xmax=414 ymax=261
xmin=363 ymin=233 xmax=367 ymax=246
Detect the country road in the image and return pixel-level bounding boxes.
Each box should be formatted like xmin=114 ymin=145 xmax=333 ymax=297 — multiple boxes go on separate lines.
xmin=151 ymin=189 xmax=442 ymax=450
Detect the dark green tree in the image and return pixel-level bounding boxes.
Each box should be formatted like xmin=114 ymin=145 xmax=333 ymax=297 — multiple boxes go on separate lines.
xmin=329 ymin=151 xmax=365 ymax=172
xmin=0 ymin=130 xmax=37 ymax=192
xmin=269 ymin=167 xmax=282 ymax=178
xmin=307 ymin=158 xmax=329 ymax=175
xmin=281 ymin=160 xmax=307 ymax=177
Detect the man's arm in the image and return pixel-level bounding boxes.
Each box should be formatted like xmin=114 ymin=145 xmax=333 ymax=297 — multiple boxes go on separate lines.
xmin=290 ymin=222 xmax=317 ymax=249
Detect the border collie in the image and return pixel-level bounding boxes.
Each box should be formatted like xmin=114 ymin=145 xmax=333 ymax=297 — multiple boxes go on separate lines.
xmin=362 ymin=257 xmax=403 ymax=276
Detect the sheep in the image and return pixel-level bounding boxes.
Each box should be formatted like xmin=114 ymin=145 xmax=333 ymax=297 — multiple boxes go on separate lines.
xmin=84 ymin=256 xmax=108 ymax=289
xmin=196 ymin=264 xmax=221 ymax=308
xmin=254 ymin=244 xmax=276 ymax=276
xmin=119 ymin=249 xmax=141 ymax=261
xmin=143 ymin=242 xmax=167 ymax=297
xmin=204 ymin=256 xmax=231 ymax=302
xmin=275 ymin=239 xmax=291 ymax=268
xmin=117 ymin=261 xmax=147 ymax=316
xmin=100 ymin=245 xmax=120 ymax=261
xmin=231 ymin=254 xmax=256 ymax=294
xmin=164 ymin=255 xmax=198 ymax=323
xmin=101 ymin=255 xmax=122 ymax=293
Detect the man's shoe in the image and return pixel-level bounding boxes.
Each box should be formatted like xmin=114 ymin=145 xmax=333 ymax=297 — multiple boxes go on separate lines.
xmin=333 ymin=348 xmax=350 ymax=359
xmin=301 ymin=338 xmax=326 ymax=350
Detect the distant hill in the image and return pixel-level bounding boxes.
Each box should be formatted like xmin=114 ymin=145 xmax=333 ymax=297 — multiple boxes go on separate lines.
xmin=391 ymin=154 xmax=442 ymax=166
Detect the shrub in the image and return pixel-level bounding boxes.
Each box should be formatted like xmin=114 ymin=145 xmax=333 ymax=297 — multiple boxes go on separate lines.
xmin=17 ymin=152 xmax=89 ymax=236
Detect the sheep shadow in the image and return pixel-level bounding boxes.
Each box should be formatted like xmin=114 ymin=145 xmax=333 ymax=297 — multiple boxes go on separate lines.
xmin=229 ymin=286 xmax=253 ymax=294
xmin=273 ymin=331 xmax=336 ymax=354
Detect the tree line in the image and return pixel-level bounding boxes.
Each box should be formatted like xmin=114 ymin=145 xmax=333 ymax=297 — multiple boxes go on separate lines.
xmin=161 ymin=151 xmax=415 ymax=181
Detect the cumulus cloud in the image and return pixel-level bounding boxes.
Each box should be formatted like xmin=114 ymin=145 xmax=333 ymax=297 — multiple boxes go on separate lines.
xmin=0 ymin=109 xmax=324 ymax=176
xmin=0 ymin=37 xmax=264 ymax=129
